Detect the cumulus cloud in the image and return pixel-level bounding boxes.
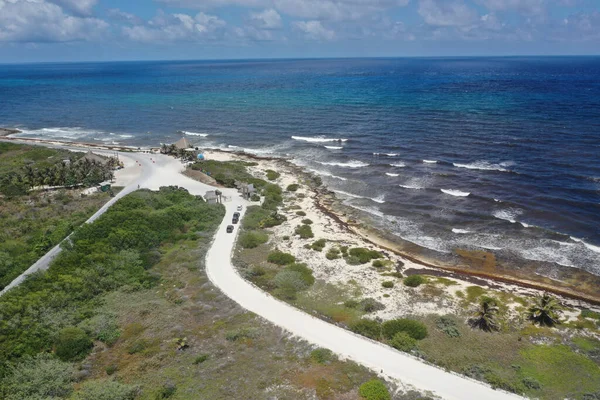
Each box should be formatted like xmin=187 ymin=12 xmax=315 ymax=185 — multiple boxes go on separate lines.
xmin=477 ymin=0 xmax=545 ymax=16
xmin=108 ymin=8 xmax=144 ymax=25
xmin=0 ymin=0 xmax=108 ymax=42
xmin=293 ymin=20 xmax=335 ymax=40
xmin=418 ymin=0 xmax=478 ymax=27
xmin=122 ymin=11 xmax=226 ymax=42
xmin=248 ymin=8 xmax=282 ymax=29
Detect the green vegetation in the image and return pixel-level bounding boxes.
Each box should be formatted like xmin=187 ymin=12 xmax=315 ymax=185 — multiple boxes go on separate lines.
xmin=372 ymin=259 xmax=385 ymax=268
xmin=345 ymin=248 xmax=382 ymax=265
xmin=301 ymin=218 xmax=313 ymax=225
xmin=0 ymin=142 xmax=118 ymax=197
xmin=190 ymin=160 xmax=262 ymax=188
xmin=310 ymin=348 xmax=335 ymax=364
xmin=390 ymin=332 xmax=418 ymax=352
xmin=0 ymin=187 xmax=225 ymax=377
xmin=350 ymin=319 xmax=382 ymax=340
xmin=469 ymin=297 xmax=500 ymax=332
xmin=358 ymin=379 xmax=391 ymax=400
xmin=527 ymin=293 xmax=562 ymax=327
xmin=239 ymin=230 xmax=269 ymax=249
xmin=326 ymin=247 xmax=341 ymax=260
xmin=436 ymin=316 xmax=461 ymax=338
xmin=73 ymin=380 xmax=139 ymax=400
xmin=403 ymin=274 xmax=426 ymax=287
xmin=267 ymin=250 xmax=296 ymax=265
xmin=286 ymin=183 xmax=300 ymax=192
xmin=581 ymin=309 xmax=600 ymax=320
xmin=382 ymin=319 xmax=428 ymax=340
xmin=310 ymin=239 xmax=327 ymax=251
xmin=381 ymin=281 xmax=394 ymax=288
xmin=265 ymin=170 xmax=280 ymax=181
xmin=0 ymin=143 xmax=121 ymax=290
xmin=295 ymin=224 xmax=314 ymax=239
xmin=296 ymin=210 xmax=307 ymax=216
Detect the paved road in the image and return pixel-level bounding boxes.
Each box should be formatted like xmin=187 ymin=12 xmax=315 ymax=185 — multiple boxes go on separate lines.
xmin=1 ymin=144 xmax=523 ymax=399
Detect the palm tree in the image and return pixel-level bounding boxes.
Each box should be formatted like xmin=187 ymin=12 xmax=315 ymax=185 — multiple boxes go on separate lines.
xmin=23 ymin=165 xmax=36 ymax=188
xmin=527 ymin=293 xmax=562 ymax=327
xmin=469 ymin=298 xmax=500 ymax=332
xmin=161 ymin=143 xmax=168 ymax=154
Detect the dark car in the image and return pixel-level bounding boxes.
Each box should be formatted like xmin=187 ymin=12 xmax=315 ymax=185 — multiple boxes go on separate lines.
xmin=226 ymin=225 xmax=234 ymax=233
xmin=233 ymin=212 xmax=241 ymax=219
xmin=232 ymin=216 xmax=239 ymax=224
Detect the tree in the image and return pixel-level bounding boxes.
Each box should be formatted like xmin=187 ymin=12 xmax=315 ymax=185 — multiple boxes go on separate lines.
xmin=527 ymin=292 xmax=562 ymax=327
xmin=469 ymin=298 xmax=500 ymax=332
xmin=54 ymin=326 xmax=93 ymax=361
xmin=161 ymin=143 xmax=168 ymax=154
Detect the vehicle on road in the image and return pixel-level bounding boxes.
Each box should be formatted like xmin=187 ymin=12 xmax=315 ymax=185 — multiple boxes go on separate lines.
xmin=226 ymin=225 xmax=234 ymax=233
xmin=237 ymin=205 xmax=243 ymax=211
xmin=232 ymin=217 xmax=239 ymax=224
xmin=233 ymin=212 xmax=240 ymax=219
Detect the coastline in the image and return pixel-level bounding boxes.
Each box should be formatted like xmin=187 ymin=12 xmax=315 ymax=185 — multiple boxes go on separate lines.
xmin=2 ymin=131 xmax=599 ymax=306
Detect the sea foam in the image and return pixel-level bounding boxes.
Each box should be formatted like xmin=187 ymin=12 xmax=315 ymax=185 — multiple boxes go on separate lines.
xmin=386 ymin=173 xmax=399 ymax=177
xmin=317 ymin=160 xmax=369 ymax=168
xmin=182 ymin=131 xmax=209 ymax=137
xmin=292 ymin=136 xmax=348 ymax=143
xmin=441 ymin=189 xmax=470 ymax=197
xmin=390 ymin=162 xmax=406 ymax=167
xmin=453 ymin=161 xmax=512 ymax=172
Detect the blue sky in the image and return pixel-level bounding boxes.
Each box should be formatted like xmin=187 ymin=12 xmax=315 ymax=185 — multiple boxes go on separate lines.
xmin=0 ymin=0 xmax=599 ymax=62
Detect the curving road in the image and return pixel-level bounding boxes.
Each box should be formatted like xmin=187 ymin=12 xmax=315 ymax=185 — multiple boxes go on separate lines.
xmin=1 ymin=144 xmax=523 ymax=399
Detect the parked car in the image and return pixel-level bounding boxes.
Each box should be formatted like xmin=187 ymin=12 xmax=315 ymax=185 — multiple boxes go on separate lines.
xmin=233 ymin=212 xmax=240 ymax=219
xmin=237 ymin=205 xmax=243 ymax=211
xmin=232 ymin=217 xmax=239 ymax=224
xmin=226 ymin=225 xmax=234 ymax=233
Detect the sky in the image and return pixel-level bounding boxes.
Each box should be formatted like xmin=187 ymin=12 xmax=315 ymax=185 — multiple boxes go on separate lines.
xmin=0 ymin=0 xmax=599 ymax=62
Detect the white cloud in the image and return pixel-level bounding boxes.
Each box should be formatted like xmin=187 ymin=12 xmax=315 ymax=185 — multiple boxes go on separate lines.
xmin=49 ymin=0 xmax=97 ymax=16
xmin=108 ymin=8 xmax=144 ymax=25
xmin=0 ymin=0 xmax=108 ymax=42
xmin=293 ymin=20 xmax=335 ymax=40
xmin=122 ymin=11 xmax=226 ymax=42
xmin=418 ymin=0 xmax=478 ymax=27
xmin=477 ymin=0 xmax=545 ymax=16
xmin=249 ymin=8 xmax=282 ymax=29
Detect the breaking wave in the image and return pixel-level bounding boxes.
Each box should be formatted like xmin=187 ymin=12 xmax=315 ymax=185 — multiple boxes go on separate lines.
xmin=441 ymin=189 xmax=470 ymax=197
xmin=292 ymin=136 xmax=348 ymax=143
xmin=181 ymin=131 xmax=209 ymax=137
xmin=453 ymin=161 xmax=513 ymax=172
xmin=423 ymin=160 xmax=437 ymax=164
xmin=386 ymin=173 xmax=399 ymax=177
xmin=325 ymin=146 xmax=343 ymax=150
xmin=452 ymin=228 xmax=471 ymax=234
xmin=317 ymin=160 xmax=369 ymax=168
xmin=390 ymin=162 xmax=406 ymax=167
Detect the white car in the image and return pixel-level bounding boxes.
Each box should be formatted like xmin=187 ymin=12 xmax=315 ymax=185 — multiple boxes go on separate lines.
xmin=236 ymin=205 xmax=243 ymax=211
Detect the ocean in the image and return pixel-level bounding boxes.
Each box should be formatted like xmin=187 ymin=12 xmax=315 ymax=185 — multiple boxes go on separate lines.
xmin=1 ymin=57 xmax=599 ymax=274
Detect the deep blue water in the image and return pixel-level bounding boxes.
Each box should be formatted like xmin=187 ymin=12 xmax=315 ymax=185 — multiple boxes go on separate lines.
xmin=1 ymin=57 xmax=599 ymax=273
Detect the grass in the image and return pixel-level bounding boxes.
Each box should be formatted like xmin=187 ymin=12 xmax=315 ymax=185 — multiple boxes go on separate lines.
xmin=190 ymin=160 xmax=265 ymax=188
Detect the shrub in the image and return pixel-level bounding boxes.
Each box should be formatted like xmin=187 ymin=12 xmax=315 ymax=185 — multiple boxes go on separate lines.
xmin=267 ymin=250 xmax=296 ymax=265
xmin=295 ymin=224 xmax=314 ymax=239
xmin=581 ymin=309 xmax=600 ymax=320
xmin=302 ymin=218 xmax=313 ymax=225
xmin=155 ymin=382 xmax=176 ymax=399
xmin=326 ymin=248 xmax=341 ymax=260
xmin=311 ymin=239 xmax=327 ymax=251
xmin=266 ymin=170 xmax=280 ymax=181
xmin=286 ymin=184 xmax=300 ymax=192
xmin=105 ymin=364 xmax=117 ymax=375
xmin=282 ymin=235 xmax=290 ymax=241
xmin=250 ymin=193 xmax=260 ymax=202
xmin=296 ymin=211 xmax=306 ymax=216
xmin=347 ymin=248 xmax=382 ymax=264
xmin=286 ymin=263 xmax=315 ymax=286
xmin=382 ymin=319 xmax=428 ymax=340
xmin=403 ymin=275 xmax=426 ymax=287
xmin=522 ymin=377 xmax=542 ymax=390
xmin=73 ymin=380 xmax=139 ymax=400
xmin=372 ymin=259 xmax=385 ymax=268
xmin=382 ymin=281 xmax=394 ymax=288
xmin=344 ymin=299 xmax=360 ymax=309
xmin=239 ymin=231 xmax=269 ymax=249
xmin=127 ymin=339 xmax=148 ymax=354
xmin=358 ymin=379 xmax=391 ymax=400
xmin=274 ymin=270 xmax=311 ymax=292
xmin=310 ymin=348 xmax=335 ymax=364
xmin=225 ymin=328 xmax=258 ymax=341
xmin=54 ymin=326 xmax=93 ymax=361
xmin=193 ymin=354 xmax=209 ymax=364
xmin=79 ymin=313 xmax=121 ymax=346
xmin=2 ymin=354 xmax=74 ymax=400
xmin=389 ymin=332 xmax=418 ymax=352
xmin=436 ymin=316 xmax=461 ymax=338
xmin=349 ymin=319 xmax=381 ymax=340
xmin=359 ymin=298 xmax=385 ymax=313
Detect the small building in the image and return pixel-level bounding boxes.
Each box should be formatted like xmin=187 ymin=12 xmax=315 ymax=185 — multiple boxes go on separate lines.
xmin=204 ymin=190 xmax=219 ymax=204
xmin=173 ymin=137 xmax=193 ymax=150
xmin=241 ymin=183 xmax=256 ymax=199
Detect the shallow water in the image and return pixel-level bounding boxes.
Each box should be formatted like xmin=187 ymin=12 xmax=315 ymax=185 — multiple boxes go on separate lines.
xmin=1 ymin=57 xmax=599 ymax=274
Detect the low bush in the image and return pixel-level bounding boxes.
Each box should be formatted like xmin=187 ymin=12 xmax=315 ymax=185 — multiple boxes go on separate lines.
xmin=382 ymin=318 xmax=428 ymax=340
xmin=286 ymin=263 xmax=315 ymax=286
xmin=73 ymin=380 xmax=139 ymax=400
xmin=382 ymin=281 xmax=394 ymax=288
xmin=2 ymin=354 xmax=74 ymax=400
xmin=326 ymin=248 xmax=341 ymax=260
xmin=403 ymin=274 xmax=426 ymax=287
xmin=296 ymin=211 xmax=306 ymax=216
xmin=302 ymin=218 xmax=313 ymax=225
xmin=522 ymin=377 xmax=542 ymax=390
xmin=310 ymin=348 xmax=335 ymax=364
xmin=239 ymin=231 xmax=269 ymax=249
xmin=225 ymin=328 xmax=258 ymax=341
xmin=358 ymin=379 xmax=391 ymax=400
xmin=250 ymin=193 xmax=260 ymax=202
xmin=349 ymin=319 xmax=381 ymax=340
xmin=274 ymin=271 xmax=311 ymax=292
xmin=390 ymin=332 xmax=418 ymax=352
xmin=581 ymin=309 xmax=600 ymax=320
xmin=311 ymin=239 xmax=327 ymax=251
xmin=344 ymin=299 xmax=360 ymax=309
xmin=127 ymin=339 xmax=148 ymax=355
xmin=372 ymin=259 xmax=385 ymax=268
xmin=193 ymin=354 xmax=209 ymax=364
xmin=267 ymin=251 xmax=296 ymax=265
xmin=105 ymin=364 xmax=118 ymax=375
xmin=286 ymin=184 xmax=300 ymax=192
xmin=54 ymin=327 xmax=93 ymax=361
xmin=282 ymin=235 xmax=290 ymax=241
xmin=155 ymin=382 xmax=177 ymax=399
xmin=295 ymin=224 xmax=314 ymax=239
xmin=436 ymin=316 xmax=461 ymax=338
xmin=359 ymin=298 xmax=385 ymax=313
xmin=347 ymin=248 xmax=382 ymax=264
xmin=266 ymin=170 xmax=281 ymax=181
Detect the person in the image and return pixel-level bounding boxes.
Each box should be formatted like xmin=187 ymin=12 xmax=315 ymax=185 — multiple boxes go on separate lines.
xmin=137 ymin=184 xmax=140 ymax=189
